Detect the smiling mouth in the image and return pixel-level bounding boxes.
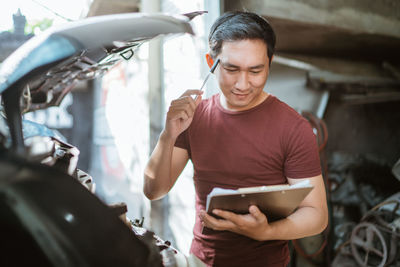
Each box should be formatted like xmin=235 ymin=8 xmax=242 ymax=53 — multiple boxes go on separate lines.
xmin=232 ymin=92 xmax=249 ymax=97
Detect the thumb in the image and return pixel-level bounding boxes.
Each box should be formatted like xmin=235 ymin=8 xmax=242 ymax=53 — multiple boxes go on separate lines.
xmin=194 ymin=92 xmax=203 ymax=106
xmin=249 ymin=205 xmax=265 ymax=221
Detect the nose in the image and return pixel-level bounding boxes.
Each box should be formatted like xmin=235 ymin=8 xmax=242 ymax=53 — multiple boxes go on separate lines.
xmin=235 ymin=71 xmax=250 ymax=91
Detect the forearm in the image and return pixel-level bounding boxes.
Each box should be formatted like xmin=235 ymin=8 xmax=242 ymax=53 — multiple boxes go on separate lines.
xmin=143 ymin=131 xmax=176 ymax=200
xmin=265 ymin=205 xmax=328 ymax=240
xmin=143 ymin=89 xmax=200 ymax=200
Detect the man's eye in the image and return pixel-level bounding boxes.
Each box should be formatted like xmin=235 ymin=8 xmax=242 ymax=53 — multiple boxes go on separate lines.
xmin=225 ymin=68 xmax=238 ymax=73
xmin=250 ymin=70 xmax=262 ymax=74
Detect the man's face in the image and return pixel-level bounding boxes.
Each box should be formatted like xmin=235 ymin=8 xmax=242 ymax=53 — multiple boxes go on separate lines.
xmin=215 ymin=39 xmax=271 ymax=111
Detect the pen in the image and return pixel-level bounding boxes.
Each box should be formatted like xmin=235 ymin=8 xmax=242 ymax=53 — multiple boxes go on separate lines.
xmin=199 ymin=58 xmax=220 ymax=91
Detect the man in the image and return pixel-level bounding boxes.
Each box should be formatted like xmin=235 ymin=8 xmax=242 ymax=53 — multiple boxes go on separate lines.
xmin=144 ymin=11 xmax=328 ymax=267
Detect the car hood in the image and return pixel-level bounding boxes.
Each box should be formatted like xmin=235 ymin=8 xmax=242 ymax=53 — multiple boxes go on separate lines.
xmin=0 ymin=12 xmax=204 ymax=267
xmin=0 ymin=12 xmax=198 ymax=153
xmin=0 ymin=12 xmax=194 ymax=111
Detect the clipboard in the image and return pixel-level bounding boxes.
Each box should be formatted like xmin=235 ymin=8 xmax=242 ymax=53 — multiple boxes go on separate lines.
xmin=203 ymin=181 xmax=314 ymax=233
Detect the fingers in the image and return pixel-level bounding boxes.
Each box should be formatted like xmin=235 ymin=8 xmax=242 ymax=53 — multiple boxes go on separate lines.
xmin=180 ymin=89 xmax=203 ymax=98
xmin=163 ymin=90 xmax=203 ymax=138
xmin=180 ymin=89 xmax=203 ymax=106
xmin=173 ymin=90 xmax=203 ymax=111
xmin=200 ymin=207 xmax=270 ymax=240
xmin=212 ymin=209 xmax=236 ymax=222
xmin=249 ymin=205 xmax=261 ymax=218
xmin=167 ymin=90 xmax=203 ymax=120
xmin=194 ymin=93 xmax=203 ymax=105
xmin=201 ymin=206 xmax=267 ymax=228
xmin=200 ymin=210 xmax=235 ymax=231
xmin=168 ymin=97 xmax=196 ymax=120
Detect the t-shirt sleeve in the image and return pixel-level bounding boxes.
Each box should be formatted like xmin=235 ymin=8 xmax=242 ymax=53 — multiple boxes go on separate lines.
xmin=174 ymin=129 xmax=191 ymax=157
xmin=283 ymin=119 xmax=322 ymax=178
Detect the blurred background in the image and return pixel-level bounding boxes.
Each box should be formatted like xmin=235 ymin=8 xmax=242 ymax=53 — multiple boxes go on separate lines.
xmin=1 ymin=0 xmax=399 ymax=266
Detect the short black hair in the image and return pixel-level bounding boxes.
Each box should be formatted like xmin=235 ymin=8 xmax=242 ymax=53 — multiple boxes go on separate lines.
xmin=208 ymin=11 xmax=276 ymax=63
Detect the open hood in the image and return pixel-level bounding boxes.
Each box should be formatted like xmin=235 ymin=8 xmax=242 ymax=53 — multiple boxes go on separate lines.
xmin=0 ymin=11 xmax=207 ymax=267
xmin=0 ymin=12 xmax=195 ymax=154
xmin=0 ymin=12 xmax=194 ymax=106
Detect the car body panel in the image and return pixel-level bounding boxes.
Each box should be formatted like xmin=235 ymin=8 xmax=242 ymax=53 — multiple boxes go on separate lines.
xmin=0 ymin=12 xmax=198 ymax=267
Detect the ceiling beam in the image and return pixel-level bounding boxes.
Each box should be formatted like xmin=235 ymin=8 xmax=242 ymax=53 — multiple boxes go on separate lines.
xmin=225 ymin=0 xmax=400 ymax=38
xmin=224 ymin=0 xmax=400 ymax=62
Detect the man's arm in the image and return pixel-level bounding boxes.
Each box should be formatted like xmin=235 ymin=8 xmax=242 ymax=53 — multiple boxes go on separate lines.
xmin=266 ymin=175 xmax=328 ymax=239
xmin=200 ymin=174 xmax=328 ymax=241
xmin=144 ymin=141 xmax=189 ymax=200
xmin=143 ymin=89 xmax=202 ymax=200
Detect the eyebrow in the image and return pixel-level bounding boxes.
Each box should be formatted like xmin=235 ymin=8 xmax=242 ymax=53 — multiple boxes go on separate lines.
xmin=222 ymin=62 xmax=265 ymax=70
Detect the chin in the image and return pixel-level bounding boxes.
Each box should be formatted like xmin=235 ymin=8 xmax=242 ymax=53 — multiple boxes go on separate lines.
xmin=226 ymin=99 xmax=252 ymax=110
xmin=232 ymin=94 xmax=252 ymax=103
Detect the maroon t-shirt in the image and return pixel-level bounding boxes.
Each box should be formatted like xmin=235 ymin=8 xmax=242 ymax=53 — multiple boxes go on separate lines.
xmin=175 ymin=94 xmax=321 ymax=267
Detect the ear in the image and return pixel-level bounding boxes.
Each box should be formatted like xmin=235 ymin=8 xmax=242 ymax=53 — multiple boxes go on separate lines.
xmin=205 ymin=53 xmax=214 ymax=68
